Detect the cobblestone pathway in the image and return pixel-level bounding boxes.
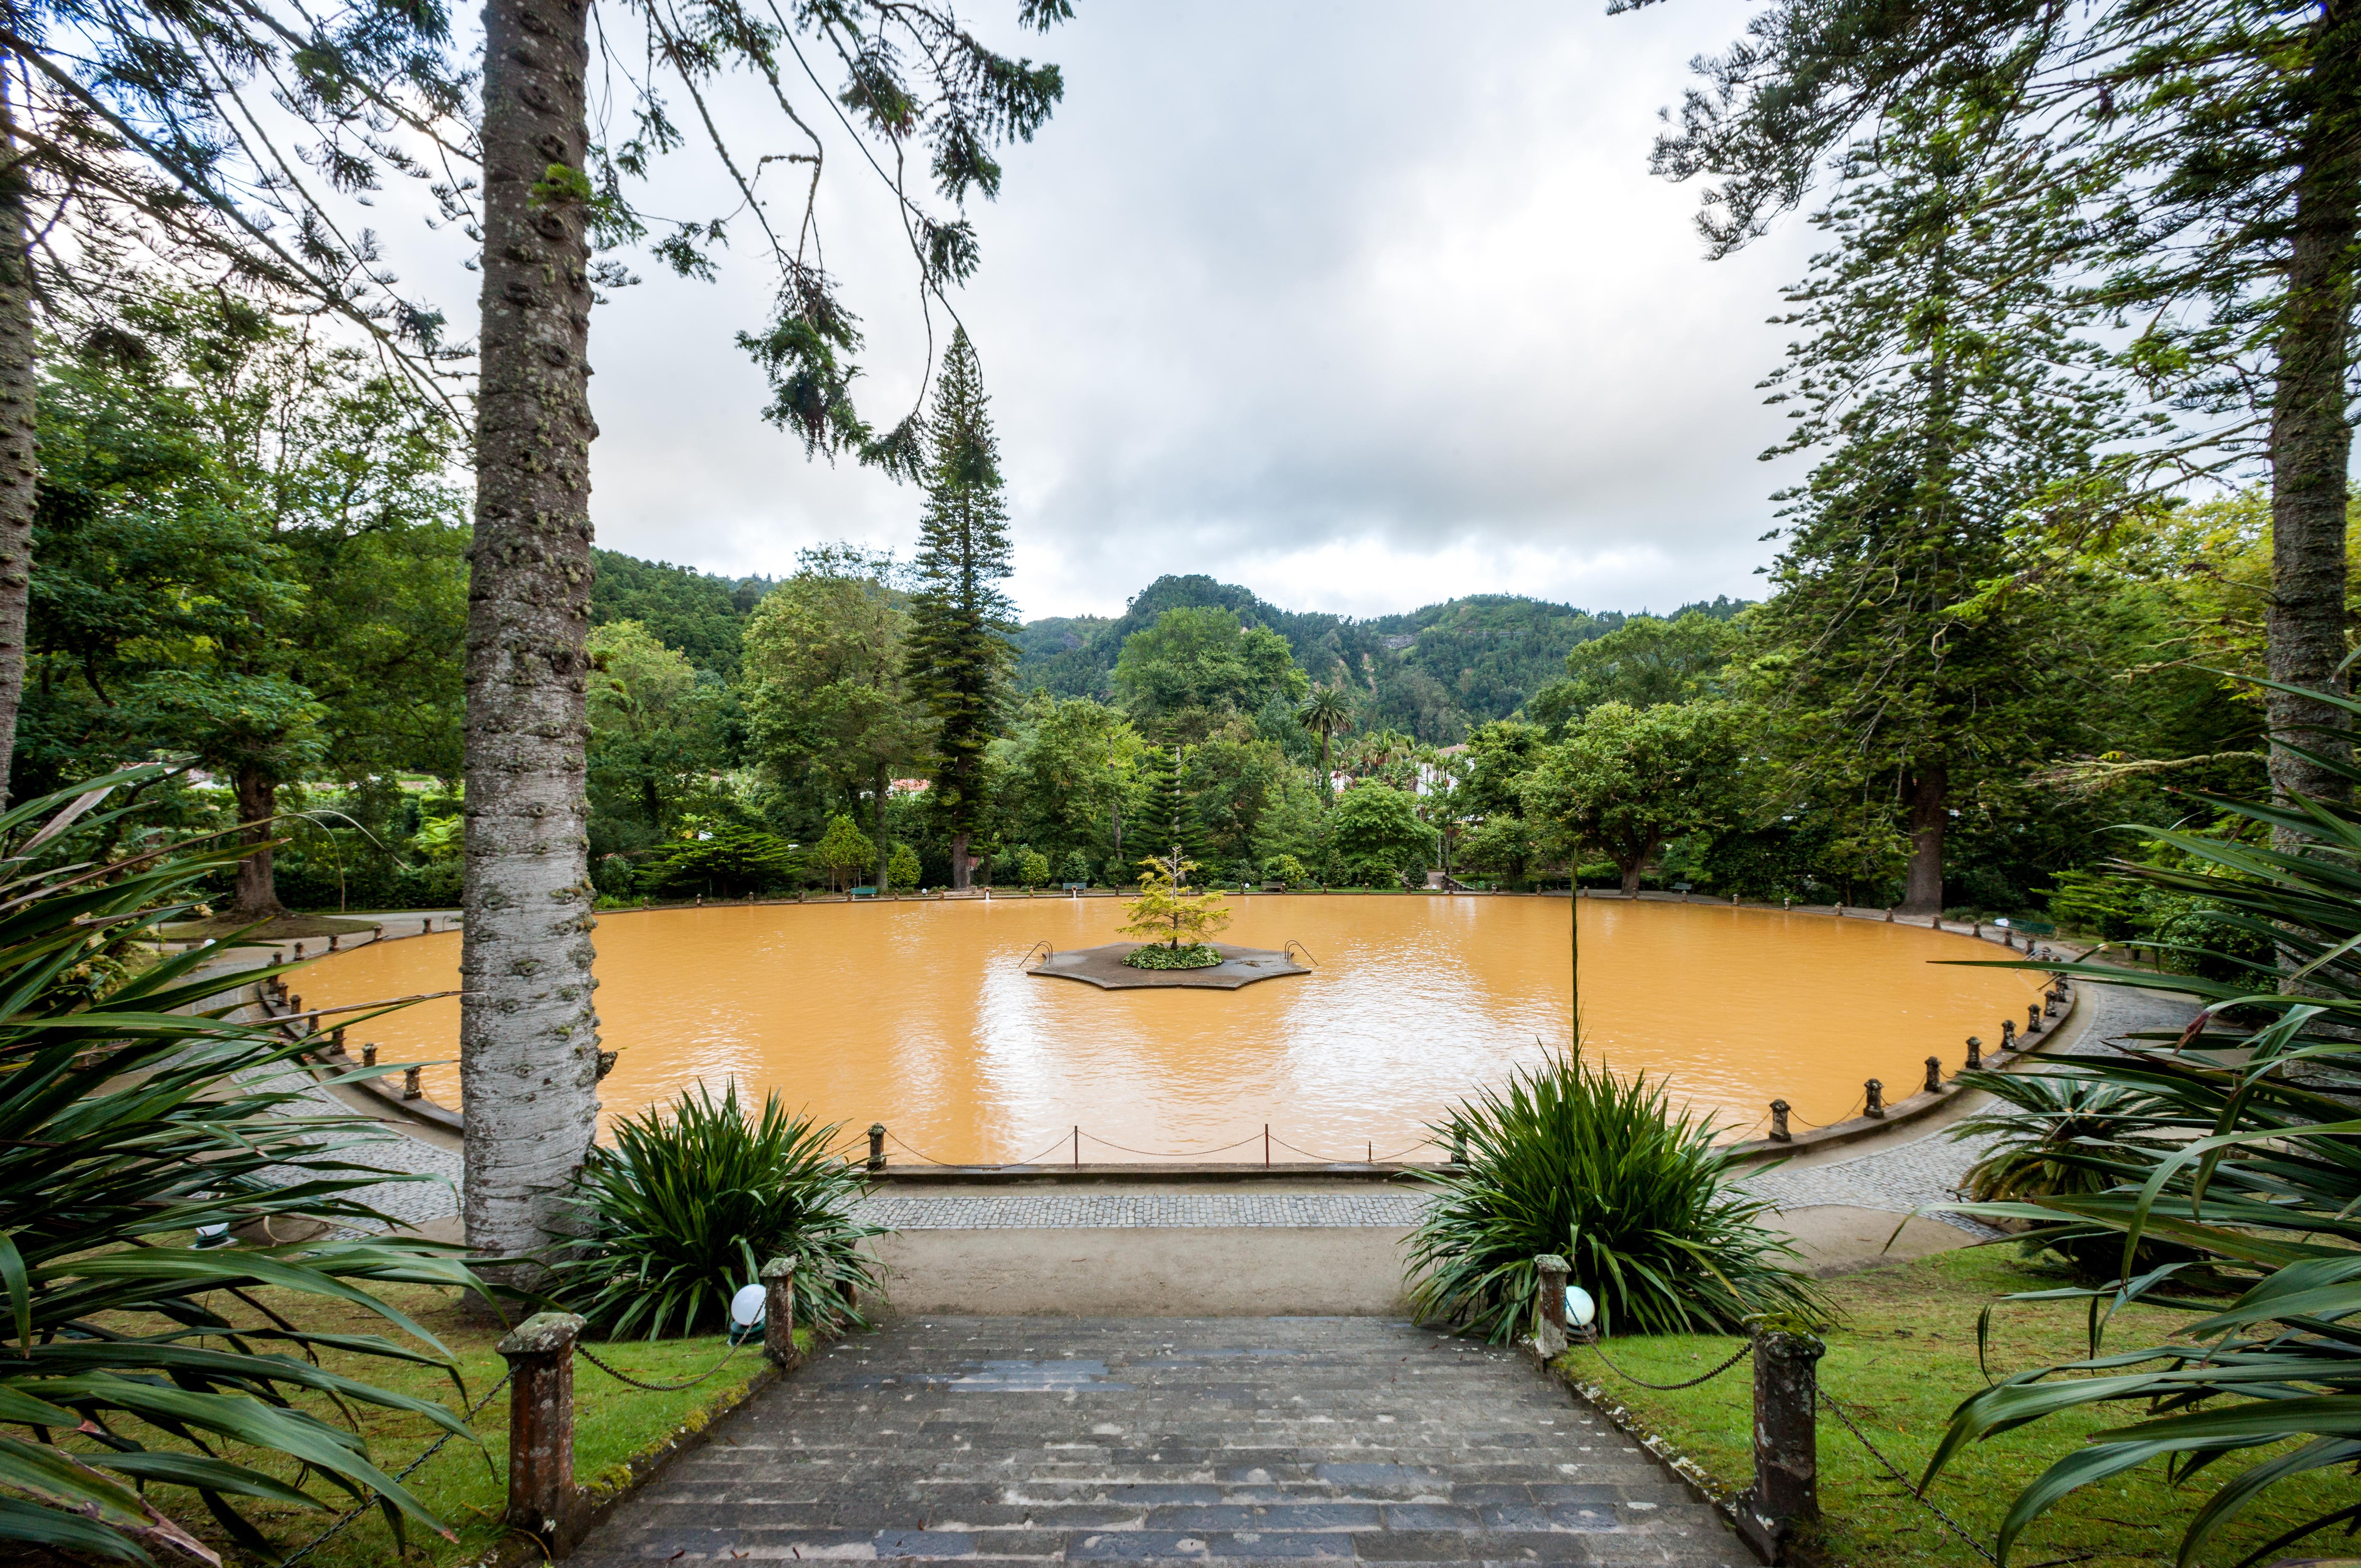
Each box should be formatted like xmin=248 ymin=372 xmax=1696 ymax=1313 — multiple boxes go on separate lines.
xmin=568 ymin=1316 xmax=1745 ymax=1566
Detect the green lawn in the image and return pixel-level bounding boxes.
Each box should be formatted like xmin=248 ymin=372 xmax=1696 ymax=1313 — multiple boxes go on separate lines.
xmin=137 ymin=1280 xmax=807 ymax=1567
xmin=1558 ymin=1247 xmax=2352 ymax=1568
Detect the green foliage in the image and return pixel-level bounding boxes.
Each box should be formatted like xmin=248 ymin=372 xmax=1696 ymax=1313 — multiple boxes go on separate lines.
xmin=742 ymin=558 xmax=929 ymax=829
xmin=552 ymin=1081 xmax=883 ymax=1341
xmin=1112 ymin=606 xmax=1307 ymax=740
xmin=1409 ymin=1052 xmax=1825 ymax=1342
xmin=888 ymin=841 xmax=924 ymax=889
xmin=1263 ymin=853 xmax=1309 ymax=886
xmin=588 ymin=621 xmax=728 ymax=841
xmin=1014 ymin=846 xmax=1051 ymax=887
xmin=591 ymin=551 xmax=770 ymax=679
xmin=1522 ymin=702 xmax=1740 ymax=892
xmin=1528 ymin=611 xmax=1734 ymax=732
xmin=1058 ymin=847 xmax=1093 ymax=885
xmin=813 ymin=815 xmax=877 ymax=890
xmin=654 ymin=826 xmax=800 ymax=898
xmin=904 ymin=329 xmax=1018 ymax=844
xmin=1119 ymin=851 xmax=1231 ymax=949
xmin=1124 ymin=942 xmax=1223 ymax=971
xmin=595 ymin=852 xmax=638 ymax=899
xmin=0 ymin=769 xmax=488 ymax=1564
xmin=1920 ymin=689 xmax=2361 ymax=1562
xmin=1328 ymin=783 xmax=1435 ymax=884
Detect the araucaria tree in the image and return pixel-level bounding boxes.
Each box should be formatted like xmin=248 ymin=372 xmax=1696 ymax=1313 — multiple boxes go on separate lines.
xmin=462 ymin=0 xmax=1068 ymax=1265
xmin=906 ymin=329 xmax=1017 ymax=889
xmin=1739 ymin=101 xmax=2114 ymax=912
xmin=1645 ymin=0 xmax=2361 ymax=815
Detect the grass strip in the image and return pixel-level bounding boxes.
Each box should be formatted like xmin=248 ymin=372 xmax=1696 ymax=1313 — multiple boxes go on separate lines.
xmin=1557 ymin=1247 xmax=2352 ymax=1567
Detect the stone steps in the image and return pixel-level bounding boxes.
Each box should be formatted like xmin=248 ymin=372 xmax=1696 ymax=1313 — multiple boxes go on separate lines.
xmin=568 ymin=1316 xmax=1748 ymax=1566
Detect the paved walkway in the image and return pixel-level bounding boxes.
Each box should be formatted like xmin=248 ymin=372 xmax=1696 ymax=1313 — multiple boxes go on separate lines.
xmin=569 ymin=1316 xmax=1746 ymax=1566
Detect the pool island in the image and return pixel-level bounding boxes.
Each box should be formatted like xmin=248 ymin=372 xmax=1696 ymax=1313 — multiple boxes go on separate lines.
xmin=1028 ymin=942 xmax=1312 ymax=990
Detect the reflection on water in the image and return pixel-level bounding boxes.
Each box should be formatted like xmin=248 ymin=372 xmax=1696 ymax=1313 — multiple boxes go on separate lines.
xmin=298 ymin=895 xmax=2044 ymax=1163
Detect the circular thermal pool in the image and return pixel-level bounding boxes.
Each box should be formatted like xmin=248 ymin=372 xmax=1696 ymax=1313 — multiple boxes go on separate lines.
xmin=298 ymin=895 xmax=2043 ymax=1163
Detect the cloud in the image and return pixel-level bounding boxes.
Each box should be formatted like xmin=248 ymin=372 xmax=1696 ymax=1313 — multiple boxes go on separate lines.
xmin=551 ymin=0 xmax=1823 ymax=618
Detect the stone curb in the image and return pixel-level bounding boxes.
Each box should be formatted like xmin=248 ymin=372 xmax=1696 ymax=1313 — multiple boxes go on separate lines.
xmin=1726 ymin=975 xmax=2082 ymax=1167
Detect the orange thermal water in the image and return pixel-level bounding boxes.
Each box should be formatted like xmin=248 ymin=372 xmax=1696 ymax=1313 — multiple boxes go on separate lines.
xmin=297 ymin=896 xmax=2043 ymax=1163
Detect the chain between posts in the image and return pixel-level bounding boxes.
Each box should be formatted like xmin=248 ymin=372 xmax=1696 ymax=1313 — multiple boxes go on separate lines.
xmin=573 ymin=1338 xmax=745 ymax=1393
xmin=1817 ymin=1386 xmax=1998 ymax=1567
xmin=278 ymin=1368 xmax=514 ymax=1568
xmin=1584 ymin=1338 xmax=1755 ymax=1392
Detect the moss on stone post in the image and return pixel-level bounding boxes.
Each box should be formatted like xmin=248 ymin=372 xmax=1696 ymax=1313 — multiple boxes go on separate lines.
xmin=1736 ymin=1326 xmax=1825 ymax=1563
xmin=497 ymin=1311 xmax=585 ymax=1553
xmin=761 ymin=1255 xmax=802 ymax=1369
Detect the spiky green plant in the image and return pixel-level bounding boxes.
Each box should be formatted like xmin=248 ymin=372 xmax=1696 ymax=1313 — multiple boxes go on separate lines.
xmin=551 ymin=1081 xmax=885 ymax=1340
xmin=0 ymin=766 xmax=487 ymax=1565
xmin=1924 ymin=679 xmax=2361 ymax=1564
xmin=1407 ymin=1050 xmax=1826 ymax=1340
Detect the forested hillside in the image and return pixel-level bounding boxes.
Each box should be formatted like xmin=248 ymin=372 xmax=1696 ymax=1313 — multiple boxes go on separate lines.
xmin=589 ymin=550 xmax=775 ymax=678
xmin=1015 ymin=574 xmax=1745 ymax=740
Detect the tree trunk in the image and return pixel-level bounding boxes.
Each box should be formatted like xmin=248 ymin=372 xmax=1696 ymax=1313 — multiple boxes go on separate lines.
xmin=230 ymin=764 xmax=286 ymax=917
xmin=950 ymin=828 xmax=970 ymax=890
xmin=0 ymin=66 xmax=37 ymax=807
xmin=1619 ymin=861 xmax=1642 ymax=896
xmin=2266 ymin=5 xmax=2361 ymax=828
xmin=461 ymin=0 xmax=602 ymax=1276
xmin=873 ymin=763 xmax=890 ymax=892
xmin=1901 ymin=762 xmax=1946 ymax=914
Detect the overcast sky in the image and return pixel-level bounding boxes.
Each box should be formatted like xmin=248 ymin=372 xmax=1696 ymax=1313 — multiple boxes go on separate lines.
xmin=506 ymin=0 xmax=1820 ymax=621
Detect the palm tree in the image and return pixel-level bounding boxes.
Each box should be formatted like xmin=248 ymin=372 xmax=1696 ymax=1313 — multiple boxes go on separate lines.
xmin=1297 ymin=685 xmax=1353 ymax=797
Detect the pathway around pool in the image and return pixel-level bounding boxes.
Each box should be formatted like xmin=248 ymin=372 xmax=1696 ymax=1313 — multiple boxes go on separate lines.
xmin=566 ymin=1314 xmax=1748 ymax=1567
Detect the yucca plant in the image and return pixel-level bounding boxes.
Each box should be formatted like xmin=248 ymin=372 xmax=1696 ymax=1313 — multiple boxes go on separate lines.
xmin=0 ymin=766 xmax=488 ymax=1565
xmin=550 ymin=1080 xmax=885 ymax=1340
xmin=1407 ymin=1050 xmax=1826 ymax=1340
xmin=1948 ymin=1067 xmax=2194 ymax=1275
xmin=1924 ymin=678 xmax=2361 ymax=1564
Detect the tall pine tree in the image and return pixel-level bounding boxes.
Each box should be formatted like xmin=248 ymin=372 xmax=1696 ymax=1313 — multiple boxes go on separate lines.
xmin=1746 ymin=99 xmax=2119 ymax=912
xmin=907 ymin=330 xmax=1018 ymax=888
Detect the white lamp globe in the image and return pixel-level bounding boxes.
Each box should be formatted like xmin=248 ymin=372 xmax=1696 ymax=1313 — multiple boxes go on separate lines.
xmin=1564 ymin=1284 xmax=1597 ymax=1329
xmin=729 ymin=1283 xmax=766 ymax=1332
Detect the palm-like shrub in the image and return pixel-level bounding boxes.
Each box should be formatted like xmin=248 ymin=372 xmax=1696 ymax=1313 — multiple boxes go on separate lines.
xmin=0 ymin=768 xmax=486 ymax=1565
xmin=551 ymin=1081 xmax=884 ymax=1340
xmin=1407 ymin=1051 xmax=1825 ymax=1340
xmin=1926 ymin=681 xmax=2361 ymax=1563
xmin=1951 ymin=1069 xmax=2173 ymax=1206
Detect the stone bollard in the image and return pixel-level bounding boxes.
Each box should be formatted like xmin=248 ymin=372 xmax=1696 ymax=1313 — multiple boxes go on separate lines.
xmin=867 ymin=1123 xmax=887 ymax=1174
xmin=2026 ymin=1002 xmax=2042 ymax=1036
xmin=1768 ymin=1099 xmax=1792 ymax=1143
xmin=760 ymin=1255 xmax=802 ymax=1368
xmin=1448 ymin=1128 xmax=1468 ymax=1167
xmin=1884 ymin=907 xmax=1893 ymax=922
xmin=1732 ymin=892 xmax=1739 ymax=906
xmin=1965 ymin=1035 xmax=1982 ymax=1070
xmin=289 ymin=994 xmax=302 ymax=1018
xmin=1782 ymin=895 xmax=1791 ymax=909
xmin=497 ymin=1312 xmax=585 ymax=1554
xmin=362 ymin=1043 xmax=378 ymax=1067
xmin=329 ymin=934 xmax=340 ymax=953
xmin=1864 ymin=1078 xmax=1884 ymax=1118
xmin=1533 ymin=1254 xmax=1571 ymax=1359
xmin=330 ymin=1026 xmax=346 ymax=1057
xmin=402 ymin=1065 xmax=423 ymax=1100
xmin=294 ymin=942 xmax=305 ymax=959
xmin=1924 ymin=1056 xmax=1942 ymax=1093
xmin=1972 ymin=922 xmax=1982 ymax=939
xmin=2000 ymin=1018 xmax=2016 ymax=1051
xmin=1734 ymin=1326 xmax=1826 ymax=1564
xmin=2003 ymin=928 xmax=2015 ymax=949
